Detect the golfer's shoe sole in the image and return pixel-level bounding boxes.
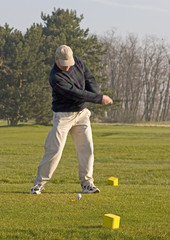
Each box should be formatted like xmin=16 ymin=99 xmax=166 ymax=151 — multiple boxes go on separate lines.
xmin=81 ymin=184 xmax=100 ymax=193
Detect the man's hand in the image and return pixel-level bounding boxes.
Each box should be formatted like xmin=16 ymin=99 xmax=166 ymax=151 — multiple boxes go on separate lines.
xmin=102 ymin=95 xmax=113 ymax=105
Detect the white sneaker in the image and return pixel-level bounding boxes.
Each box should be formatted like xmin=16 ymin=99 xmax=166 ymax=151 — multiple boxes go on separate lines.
xmin=81 ymin=183 xmax=100 ymax=193
xmin=30 ymin=184 xmax=44 ymax=194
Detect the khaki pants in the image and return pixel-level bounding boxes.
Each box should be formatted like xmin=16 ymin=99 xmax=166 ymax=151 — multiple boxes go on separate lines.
xmin=34 ymin=108 xmax=94 ymax=187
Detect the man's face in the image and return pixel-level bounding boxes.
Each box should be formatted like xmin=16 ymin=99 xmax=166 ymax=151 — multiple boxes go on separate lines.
xmin=55 ymin=59 xmax=70 ymax=72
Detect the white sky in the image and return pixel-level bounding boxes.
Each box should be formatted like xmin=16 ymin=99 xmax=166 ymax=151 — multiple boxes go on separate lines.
xmin=0 ymin=0 xmax=170 ymax=40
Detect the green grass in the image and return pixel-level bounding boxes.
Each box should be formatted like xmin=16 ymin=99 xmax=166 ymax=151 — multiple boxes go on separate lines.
xmin=0 ymin=124 xmax=169 ymax=240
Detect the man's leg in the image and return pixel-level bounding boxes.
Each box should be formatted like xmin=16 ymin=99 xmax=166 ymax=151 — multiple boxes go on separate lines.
xmin=32 ymin=112 xmax=73 ymax=192
xmin=70 ymin=108 xmax=100 ymax=193
xmin=34 ymin=127 xmax=68 ymax=186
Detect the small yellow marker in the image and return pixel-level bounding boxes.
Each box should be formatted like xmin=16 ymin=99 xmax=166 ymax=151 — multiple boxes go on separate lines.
xmin=103 ymin=214 xmax=120 ymax=229
xmin=108 ymin=177 xmax=118 ymax=186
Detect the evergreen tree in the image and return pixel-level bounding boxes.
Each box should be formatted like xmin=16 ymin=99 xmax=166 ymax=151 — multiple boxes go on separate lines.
xmin=24 ymin=24 xmax=52 ymax=124
xmin=0 ymin=24 xmax=29 ymax=125
xmin=0 ymin=24 xmax=52 ymax=125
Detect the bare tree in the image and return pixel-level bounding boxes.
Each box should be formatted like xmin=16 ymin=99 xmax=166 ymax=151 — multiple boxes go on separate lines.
xmin=100 ymin=32 xmax=143 ymax=122
xmin=100 ymin=32 xmax=170 ymax=123
xmin=140 ymin=37 xmax=169 ymax=121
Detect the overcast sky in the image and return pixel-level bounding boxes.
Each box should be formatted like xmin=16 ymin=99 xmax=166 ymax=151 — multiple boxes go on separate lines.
xmin=0 ymin=0 xmax=170 ymax=40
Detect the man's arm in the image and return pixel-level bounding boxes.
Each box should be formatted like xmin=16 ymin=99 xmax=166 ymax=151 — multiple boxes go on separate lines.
xmin=50 ymin=74 xmax=103 ymax=104
xmin=83 ymin=61 xmax=113 ymax=105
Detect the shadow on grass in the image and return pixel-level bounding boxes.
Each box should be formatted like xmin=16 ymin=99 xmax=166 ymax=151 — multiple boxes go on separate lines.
xmin=42 ymin=191 xmax=78 ymax=194
xmin=0 ymin=191 xmax=79 ymax=194
xmin=0 ymin=191 xmax=30 ymax=194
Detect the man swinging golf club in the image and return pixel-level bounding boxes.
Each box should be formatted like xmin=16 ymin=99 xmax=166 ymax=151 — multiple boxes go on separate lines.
xmin=30 ymin=45 xmax=113 ymax=194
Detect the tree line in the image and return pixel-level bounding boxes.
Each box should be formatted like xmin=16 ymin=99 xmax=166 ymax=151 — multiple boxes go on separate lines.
xmin=0 ymin=8 xmax=169 ymax=125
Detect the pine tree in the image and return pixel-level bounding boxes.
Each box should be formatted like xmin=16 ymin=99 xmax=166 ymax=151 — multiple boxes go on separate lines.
xmin=24 ymin=24 xmax=52 ymax=124
xmin=0 ymin=24 xmax=29 ymax=125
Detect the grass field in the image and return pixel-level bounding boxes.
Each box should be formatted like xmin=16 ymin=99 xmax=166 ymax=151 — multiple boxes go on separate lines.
xmin=0 ymin=123 xmax=169 ymax=240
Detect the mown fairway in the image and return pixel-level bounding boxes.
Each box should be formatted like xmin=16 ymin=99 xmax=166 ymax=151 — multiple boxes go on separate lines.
xmin=0 ymin=124 xmax=169 ymax=240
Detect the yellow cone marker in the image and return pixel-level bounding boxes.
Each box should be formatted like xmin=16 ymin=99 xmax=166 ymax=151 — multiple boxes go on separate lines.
xmin=103 ymin=214 xmax=120 ymax=229
xmin=108 ymin=177 xmax=118 ymax=186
